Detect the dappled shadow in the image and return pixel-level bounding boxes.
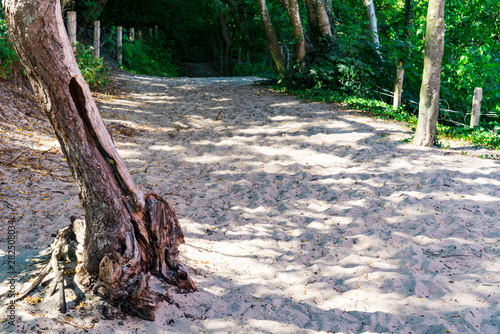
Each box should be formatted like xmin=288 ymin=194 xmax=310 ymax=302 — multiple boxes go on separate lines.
xmin=1 ymin=71 xmax=499 ymax=332
xmin=94 ymin=72 xmax=500 ymax=332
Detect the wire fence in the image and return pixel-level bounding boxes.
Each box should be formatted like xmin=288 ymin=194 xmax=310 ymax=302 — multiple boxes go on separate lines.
xmin=371 ymin=83 xmax=499 ymax=130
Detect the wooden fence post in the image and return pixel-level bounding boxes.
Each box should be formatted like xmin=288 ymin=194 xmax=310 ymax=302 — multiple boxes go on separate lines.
xmin=149 ymin=28 xmax=153 ymax=38
xmin=155 ymin=25 xmax=158 ymax=39
xmin=117 ymin=26 xmax=123 ymax=65
xmin=130 ymin=28 xmax=135 ymax=43
xmin=67 ymin=11 xmax=77 ymax=50
xmin=138 ymin=30 xmax=143 ymax=41
xmin=470 ymin=87 xmax=483 ymax=128
xmin=392 ymin=66 xmax=404 ymax=109
xmin=94 ymin=21 xmax=100 ymax=58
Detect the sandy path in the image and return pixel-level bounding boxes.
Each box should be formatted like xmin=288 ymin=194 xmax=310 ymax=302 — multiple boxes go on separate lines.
xmin=1 ymin=71 xmax=500 ymax=333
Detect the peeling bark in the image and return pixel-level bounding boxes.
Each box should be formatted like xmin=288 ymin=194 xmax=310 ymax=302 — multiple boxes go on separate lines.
xmin=2 ymin=0 xmax=196 ymax=320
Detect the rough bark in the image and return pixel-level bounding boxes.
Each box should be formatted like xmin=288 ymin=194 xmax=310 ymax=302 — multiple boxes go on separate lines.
xmin=414 ymin=0 xmax=445 ymax=147
xmin=2 ymin=0 xmax=196 ymax=320
xmin=257 ymin=0 xmax=288 ymax=78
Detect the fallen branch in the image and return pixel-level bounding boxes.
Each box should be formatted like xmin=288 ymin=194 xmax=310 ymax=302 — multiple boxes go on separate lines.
xmin=424 ymin=250 xmax=482 ymax=258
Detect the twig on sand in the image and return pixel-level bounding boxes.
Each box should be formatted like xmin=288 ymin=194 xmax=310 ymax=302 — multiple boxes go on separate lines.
xmin=5 ymin=152 xmax=23 ymax=166
xmin=215 ymin=110 xmax=223 ymax=121
xmin=163 ymin=185 xmax=186 ymax=198
xmin=424 ymin=249 xmax=482 ymax=258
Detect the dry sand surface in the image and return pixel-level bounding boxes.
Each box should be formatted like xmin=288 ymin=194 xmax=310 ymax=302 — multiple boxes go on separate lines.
xmin=0 ymin=71 xmax=499 ymax=333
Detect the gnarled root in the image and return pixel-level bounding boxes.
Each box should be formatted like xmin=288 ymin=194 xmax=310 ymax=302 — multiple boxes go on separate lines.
xmin=91 ymin=193 xmax=197 ymax=320
xmin=14 ymin=224 xmax=75 ymax=314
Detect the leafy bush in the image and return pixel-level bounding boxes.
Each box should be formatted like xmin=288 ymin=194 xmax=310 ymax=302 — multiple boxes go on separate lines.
xmin=121 ymin=30 xmax=180 ymax=77
xmin=74 ymin=42 xmax=110 ymax=88
xmin=0 ymin=18 xmax=19 ymax=79
xmin=234 ymin=59 xmax=275 ymax=77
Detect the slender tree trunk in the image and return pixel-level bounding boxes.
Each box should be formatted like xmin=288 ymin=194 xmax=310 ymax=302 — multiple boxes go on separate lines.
xmin=305 ymin=0 xmax=318 ymax=31
xmin=313 ymin=0 xmax=332 ymax=36
xmin=218 ymin=8 xmax=233 ymax=49
xmin=2 ymin=0 xmax=196 ymax=320
xmin=257 ymin=0 xmax=288 ymax=78
xmin=414 ymin=0 xmax=445 ymax=146
xmin=363 ymin=0 xmax=381 ymax=57
xmin=225 ymin=0 xmax=251 ymax=43
xmin=288 ymin=0 xmax=306 ymax=68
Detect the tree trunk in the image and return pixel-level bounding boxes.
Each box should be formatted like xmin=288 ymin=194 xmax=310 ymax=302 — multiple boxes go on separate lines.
xmin=218 ymin=8 xmax=233 ymax=49
xmin=287 ymin=0 xmax=306 ymax=69
xmin=313 ymin=0 xmax=332 ymax=36
xmin=363 ymin=0 xmax=381 ymax=58
xmin=225 ymin=0 xmax=251 ymax=44
xmin=305 ymin=0 xmax=318 ymax=32
xmin=2 ymin=0 xmax=196 ymax=320
xmin=257 ymin=0 xmax=288 ymax=78
xmin=413 ymin=0 xmax=445 ymax=146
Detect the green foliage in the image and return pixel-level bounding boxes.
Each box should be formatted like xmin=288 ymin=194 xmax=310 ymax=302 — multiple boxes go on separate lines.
xmin=121 ymin=31 xmax=180 ymax=77
xmin=74 ymin=42 xmax=110 ymax=88
xmin=234 ymin=60 xmax=275 ymax=77
xmin=0 ymin=18 xmax=19 ymax=79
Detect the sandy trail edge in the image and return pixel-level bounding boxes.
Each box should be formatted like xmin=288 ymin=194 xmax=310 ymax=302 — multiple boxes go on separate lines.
xmin=1 ymin=71 xmax=499 ymax=333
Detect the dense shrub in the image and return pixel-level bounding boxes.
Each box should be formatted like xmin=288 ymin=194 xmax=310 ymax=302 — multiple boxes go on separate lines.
xmin=121 ymin=30 xmax=180 ymax=77
xmin=0 ymin=18 xmax=19 ymax=79
xmin=74 ymin=42 xmax=110 ymax=88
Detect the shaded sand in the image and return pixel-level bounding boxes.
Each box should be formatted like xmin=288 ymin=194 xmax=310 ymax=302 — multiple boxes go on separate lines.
xmin=1 ymin=71 xmax=500 ymax=333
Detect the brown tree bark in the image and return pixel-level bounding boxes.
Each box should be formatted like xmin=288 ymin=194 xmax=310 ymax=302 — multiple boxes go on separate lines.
xmin=257 ymin=0 xmax=288 ymax=78
xmin=414 ymin=0 xmax=445 ymax=147
xmin=2 ymin=0 xmax=196 ymax=320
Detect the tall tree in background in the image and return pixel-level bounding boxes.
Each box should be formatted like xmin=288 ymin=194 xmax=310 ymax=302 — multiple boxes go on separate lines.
xmin=305 ymin=0 xmax=332 ymax=38
xmin=279 ymin=0 xmax=306 ymax=69
xmin=225 ymin=0 xmax=251 ymax=44
xmin=2 ymin=0 xmax=196 ymax=320
xmin=363 ymin=0 xmax=381 ymax=58
xmin=414 ymin=0 xmax=445 ymax=146
xmin=257 ymin=0 xmax=288 ymax=78
xmin=313 ymin=0 xmax=332 ymax=36
xmin=287 ymin=0 xmax=306 ymax=68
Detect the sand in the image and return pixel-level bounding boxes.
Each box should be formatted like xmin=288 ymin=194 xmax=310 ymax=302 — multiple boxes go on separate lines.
xmin=0 ymin=71 xmax=499 ymax=333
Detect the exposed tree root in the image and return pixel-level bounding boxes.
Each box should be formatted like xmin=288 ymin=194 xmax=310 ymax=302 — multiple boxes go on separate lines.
xmin=14 ymin=225 xmax=74 ymax=313
xmin=14 ymin=212 xmax=196 ymax=321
